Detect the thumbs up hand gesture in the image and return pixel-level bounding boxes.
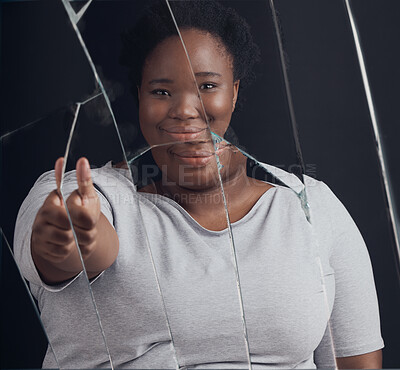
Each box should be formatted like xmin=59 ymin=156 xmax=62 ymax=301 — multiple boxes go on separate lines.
xmin=31 ymin=157 xmax=118 ymax=284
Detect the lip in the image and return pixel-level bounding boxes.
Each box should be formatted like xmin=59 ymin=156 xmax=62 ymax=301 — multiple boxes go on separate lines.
xmin=173 ymin=153 xmax=214 ymax=166
xmin=172 ymin=145 xmax=228 ymax=167
xmin=161 ymin=126 xmax=207 ymax=141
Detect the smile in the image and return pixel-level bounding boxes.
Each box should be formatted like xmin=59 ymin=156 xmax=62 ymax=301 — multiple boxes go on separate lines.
xmin=172 ymin=145 xmax=229 ymax=167
xmin=161 ymin=126 xmax=207 ymax=141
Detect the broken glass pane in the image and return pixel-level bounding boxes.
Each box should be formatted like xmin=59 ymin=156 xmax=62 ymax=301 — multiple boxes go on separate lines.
xmin=1 ymin=0 xmax=397 ymax=368
xmin=0 ymin=100 xmax=115 ymax=368
xmin=60 ymin=1 xmax=253 ymax=367
xmin=0 ymin=0 xmax=97 ymax=137
xmin=166 ymin=1 xmax=336 ymax=367
xmin=0 ymin=230 xmax=59 ymax=369
xmin=274 ymin=0 xmax=394 ymax=366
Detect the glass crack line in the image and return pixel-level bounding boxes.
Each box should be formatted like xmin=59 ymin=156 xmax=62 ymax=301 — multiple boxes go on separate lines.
xmin=269 ymin=0 xmax=306 ymax=178
xmin=80 ymin=91 xmax=103 ymax=105
xmin=61 ymin=0 xmax=132 ymax=183
xmin=59 ymin=101 xmax=115 ymax=370
xmin=134 ymin=196 xmax=180 ymax=370
xmin=165 ymin=1 xmax=252 ymax=368
xmin=74 ymin=0 xmax=93 ymax=24
xmin=61 ymin=2 xmax=182 ymax=368
xmin=344 ymin=0 xmax=400 ymax=279
xmin=0 ymin=91 xmax=102 ymax=141
xmin=126 ymin=138 xmax=227 ymax=166
xmin=316 ymin=255 xmax=338 ymax=369
xmin=269 ymin=1 xmax=338 ymax=362
xmin=1 ymin=116 xmax=45 ymax=141
xmin=60 ymin=102 xmax=81 ymax=190
xmin=0 ymin=228 xmax=61 ymax=370
xmin=211 ymin=132 xmax=311 ymax=222
xmin=64 ymin=0 xmax=94 ymax=24
xmin=60 ymin=93 xmax=103 ymax=189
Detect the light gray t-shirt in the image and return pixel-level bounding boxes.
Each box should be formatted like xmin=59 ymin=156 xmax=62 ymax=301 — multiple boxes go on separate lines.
xmin=14 ymin=162 xmax=384 ymax=369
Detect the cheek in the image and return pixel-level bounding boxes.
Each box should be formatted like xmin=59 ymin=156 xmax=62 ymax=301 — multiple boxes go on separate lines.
xmin=139 ymin=99 xmax=168 ymax=143
xmin=151 ymin=147 xmax=170 ymax=168
xmin=203 ymin=92 xmax=233 ymax=133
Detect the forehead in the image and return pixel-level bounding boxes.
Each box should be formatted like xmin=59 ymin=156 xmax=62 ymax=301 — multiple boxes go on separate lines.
xmin=142 ymin=29 xmax=234 ymax=79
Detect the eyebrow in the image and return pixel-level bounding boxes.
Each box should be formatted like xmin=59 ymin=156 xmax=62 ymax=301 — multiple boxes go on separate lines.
xmin=195 ymin=72 xmax=222 ymax=78
xmin=148 ymin=72 xmax=222 ymax=85
xmin=149 ymin=78 xmax=174 ymax=85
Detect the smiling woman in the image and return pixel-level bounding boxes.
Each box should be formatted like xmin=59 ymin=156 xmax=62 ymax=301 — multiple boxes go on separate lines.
xmin=13 ymin=0 xmax=384 ymax=368
xmin=136 ymin=31 xmax=273 ymax=231
xmin=137 ymin=28 xmax=260 ymax=211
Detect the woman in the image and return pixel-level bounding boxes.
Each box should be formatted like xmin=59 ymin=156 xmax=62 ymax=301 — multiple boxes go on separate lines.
xmin=14 ymin=1 xmax=384 ymax=368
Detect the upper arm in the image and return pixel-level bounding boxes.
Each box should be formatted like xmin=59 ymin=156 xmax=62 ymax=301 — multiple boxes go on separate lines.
xmin=309 ymin=180 xmax=384 ymax=366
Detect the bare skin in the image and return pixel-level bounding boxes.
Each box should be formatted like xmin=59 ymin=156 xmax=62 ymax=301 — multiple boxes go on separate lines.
xmin=31 ymin=157 xmax=119 ymax=285
xmin=337 ymin=349 xmax=382 ymax=369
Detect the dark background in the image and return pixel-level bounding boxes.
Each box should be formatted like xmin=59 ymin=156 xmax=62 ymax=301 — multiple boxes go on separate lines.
xmin=1 ymin=0 xmax=399 ymax=367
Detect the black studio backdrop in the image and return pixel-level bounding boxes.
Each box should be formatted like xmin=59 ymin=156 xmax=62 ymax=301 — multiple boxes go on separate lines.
xmin=1 ymin=0 xmax=399 ymax=368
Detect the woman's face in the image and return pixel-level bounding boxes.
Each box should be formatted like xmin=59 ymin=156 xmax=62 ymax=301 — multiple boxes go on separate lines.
xmin=138 ymin=28 xmax=240 ymax=190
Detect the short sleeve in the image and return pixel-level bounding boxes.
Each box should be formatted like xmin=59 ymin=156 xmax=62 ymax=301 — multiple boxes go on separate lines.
xmin=308 ymin=180 xmax=384 ymax=363
xmin=13 ymin=169 xmax=114 ymax=292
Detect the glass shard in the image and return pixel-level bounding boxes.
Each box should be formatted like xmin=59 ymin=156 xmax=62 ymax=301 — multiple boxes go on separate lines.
xmin=0 ymin=229 xmax=60 ymax=369
xmin=1 ymin=102 xmax=112 ymax=368
xmin=274 ymin=0 xmax=389 ymax=366
xmin=168 ymin=0 xmax=336 ymax=367
xmin=59 ymin=102 xmax=114 ymax=370
xmin=344 ymin=0 xmax=400 ymax=276
xmin=69 ymin=0 xmax=94 ymax=24
xmin=0 ymin=0 xmax=97 ymax=137
xmin=2 ymin=0 xmax=394 ymax=368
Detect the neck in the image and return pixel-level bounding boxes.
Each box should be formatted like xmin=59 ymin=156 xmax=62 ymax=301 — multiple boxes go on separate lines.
xmin=156 ymin=156 xmax=253 ymax=216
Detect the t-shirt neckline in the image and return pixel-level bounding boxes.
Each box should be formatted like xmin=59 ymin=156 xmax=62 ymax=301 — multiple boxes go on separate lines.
xmin=138 ymin=185 xmax=278 ymax=235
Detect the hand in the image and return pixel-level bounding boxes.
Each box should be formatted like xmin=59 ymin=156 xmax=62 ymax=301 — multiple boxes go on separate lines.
xmin=31 ymin=157 xmax=100 ymax=268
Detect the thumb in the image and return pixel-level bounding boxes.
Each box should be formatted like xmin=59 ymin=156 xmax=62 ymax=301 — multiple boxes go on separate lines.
xmin=76 ymin=157 xmax=95 ymax=203
xmin=55 ymin=157 xmax=64 ymax=194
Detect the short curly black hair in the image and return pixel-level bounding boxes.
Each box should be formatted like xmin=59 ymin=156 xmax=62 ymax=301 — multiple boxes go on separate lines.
xmin=119 ymin=0 xmax=260 ymax=104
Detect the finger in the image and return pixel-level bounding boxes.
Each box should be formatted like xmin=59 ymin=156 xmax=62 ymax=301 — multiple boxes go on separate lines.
xmin=72 ymin=225 xmax=97 ymax=246
xmin=76 ymin=157 xmax=96 ymax=202
xmin=45 ymin=226 xmax=74 ymax=245
xmin=67 ymin=190 xmax=99 ymax=229
xmin=41 ymin=191 xmax=68 ymax=223
xmin=55 ymin=157 xmax=64 ymax=193
xmin=39 ymin=209 xmax=71 ymax=230
xmin=43 ymin=241 xmax=77 ymax=262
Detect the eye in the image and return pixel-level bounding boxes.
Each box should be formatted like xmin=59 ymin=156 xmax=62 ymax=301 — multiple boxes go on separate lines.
xmin=200 ymin=83 xmax=216 ymax=90
xmin=151 ymin=89 xmax=170 ymax=96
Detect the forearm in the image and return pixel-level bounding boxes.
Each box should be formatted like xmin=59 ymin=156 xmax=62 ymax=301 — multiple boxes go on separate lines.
xmin=336 ymin=349 xmax=382 ymax=369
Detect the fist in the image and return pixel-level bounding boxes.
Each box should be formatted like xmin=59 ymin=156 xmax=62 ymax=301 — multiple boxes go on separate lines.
xmin=31 ymin=157 xmax=100 ymax=266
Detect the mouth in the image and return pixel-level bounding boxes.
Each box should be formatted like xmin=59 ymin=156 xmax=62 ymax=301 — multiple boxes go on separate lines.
xmin=161 ymin=126 xmax=207 ymax=141
xmin=171 ymin=144 xmax=229 ymax=167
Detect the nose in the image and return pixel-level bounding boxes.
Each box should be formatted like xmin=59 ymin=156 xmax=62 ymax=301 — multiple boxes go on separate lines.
xmin=168 ymin=92 xmax=201 ymax=121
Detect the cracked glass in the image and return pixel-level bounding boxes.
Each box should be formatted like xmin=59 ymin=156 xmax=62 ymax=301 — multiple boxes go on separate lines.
xmin=1 ymin=0 xmax=398 ymax=368
xmin=168 ymin=0 xmax=335 ymax=367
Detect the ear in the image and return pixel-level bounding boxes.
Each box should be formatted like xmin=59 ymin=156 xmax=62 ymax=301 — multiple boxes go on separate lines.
xmin=232 ymin=80 xmax=240 ymax=112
